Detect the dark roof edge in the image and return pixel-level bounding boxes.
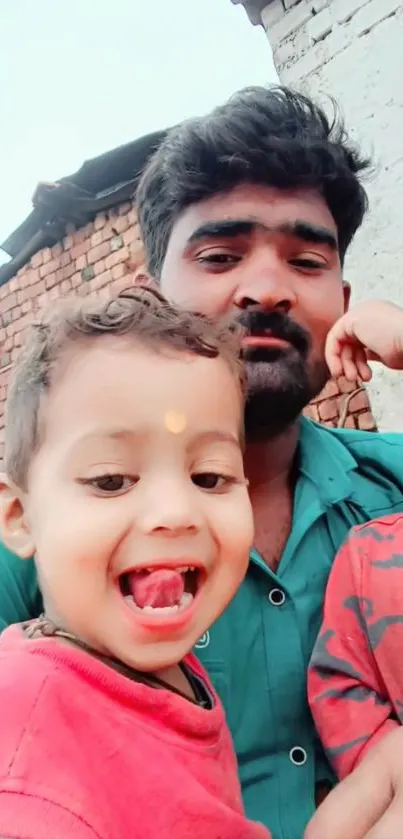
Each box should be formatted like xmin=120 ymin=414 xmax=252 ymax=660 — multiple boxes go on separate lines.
xmin=0 ymin=127 xmax=169 ymax=287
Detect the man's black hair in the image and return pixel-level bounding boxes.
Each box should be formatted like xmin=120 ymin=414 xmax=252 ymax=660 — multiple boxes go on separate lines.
xmin=136 ymin=86 xmax=370 ymax=277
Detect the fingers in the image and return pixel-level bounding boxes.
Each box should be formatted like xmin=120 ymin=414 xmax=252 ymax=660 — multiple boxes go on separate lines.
xmin=326 ymin=341 xmax=372 ymax=383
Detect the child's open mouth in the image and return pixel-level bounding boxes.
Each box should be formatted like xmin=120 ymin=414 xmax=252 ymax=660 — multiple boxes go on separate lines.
xmin=119 ymin=565 xmax=202 ymax=616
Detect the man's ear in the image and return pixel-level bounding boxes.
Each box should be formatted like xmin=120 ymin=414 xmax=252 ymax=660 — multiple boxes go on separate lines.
xmin=342 ymin=281 xmax=351 ymax=312
xmin=0 ymin=475 xmax=35 ymax=559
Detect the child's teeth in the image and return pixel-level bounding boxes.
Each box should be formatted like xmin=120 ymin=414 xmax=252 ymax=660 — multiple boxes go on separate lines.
xmin=179 ymin=592 xmax=194 ymax=607
xmin=124 ymin=591 xmax=194 ymax=614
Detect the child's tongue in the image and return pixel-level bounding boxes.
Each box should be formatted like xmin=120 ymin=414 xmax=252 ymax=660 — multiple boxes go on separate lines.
xmin=128 ymin=568 xmax=185 ymax=608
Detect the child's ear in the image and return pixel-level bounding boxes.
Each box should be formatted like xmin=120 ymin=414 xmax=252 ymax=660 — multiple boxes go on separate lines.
xmin=0 ymin=474 xmax=35 ymax=559
xmin=134 ymin=271 xmax=156 ymax=288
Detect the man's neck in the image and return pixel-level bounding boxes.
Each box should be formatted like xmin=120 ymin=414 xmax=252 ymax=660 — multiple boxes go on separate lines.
xmin=244 ymin=421 xmax=300 ymax=492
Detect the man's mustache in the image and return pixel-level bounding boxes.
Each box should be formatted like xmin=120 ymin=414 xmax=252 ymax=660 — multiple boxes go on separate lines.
xmin=238 ymin=310 xmax=310 ymax=355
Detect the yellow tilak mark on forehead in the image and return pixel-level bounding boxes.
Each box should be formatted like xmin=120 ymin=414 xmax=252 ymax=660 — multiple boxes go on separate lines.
xmin=164 ymin=411 xmax=187 ymax=434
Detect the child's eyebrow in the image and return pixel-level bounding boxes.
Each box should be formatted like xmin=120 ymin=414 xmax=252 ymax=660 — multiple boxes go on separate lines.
xmin=69 ymin=428 xmax=146 ymax=448
xmin=191 ymin=430 xmax=241 ymax=448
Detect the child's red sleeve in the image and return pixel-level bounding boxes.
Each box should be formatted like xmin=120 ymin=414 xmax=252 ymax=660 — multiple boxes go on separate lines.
xmin=308 ymin=531 xmax=398 ymax=780
xmin=0 ymin=791 xmax=100 ymax=839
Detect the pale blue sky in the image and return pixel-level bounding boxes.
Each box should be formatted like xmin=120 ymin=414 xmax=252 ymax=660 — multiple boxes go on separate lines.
xmin=0 ymin=0 xmax=277 ymax=263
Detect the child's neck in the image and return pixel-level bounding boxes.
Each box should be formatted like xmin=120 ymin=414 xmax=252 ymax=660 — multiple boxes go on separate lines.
xmin=154 ymin=662 xmax=196 ymax=701
xmin=29 ymin=612 xmax=197 ymax=703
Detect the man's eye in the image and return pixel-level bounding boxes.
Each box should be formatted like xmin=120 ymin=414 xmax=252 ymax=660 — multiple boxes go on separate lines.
xmin=289 ymin=257 xmax=325 ymax=270
xmin=192 ymin=472 xmax=235 ymax=491
xmin=84 ymin=474 xmax=137 ymax=495
xmin=196 ymin=253 xmax=240 ymax=266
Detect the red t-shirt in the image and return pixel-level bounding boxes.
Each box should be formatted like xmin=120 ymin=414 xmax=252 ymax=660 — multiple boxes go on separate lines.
xmin=0 ymin=625 xmax=270 ymax=839
xmin=309 ymin=513 xmax=403 ymax=779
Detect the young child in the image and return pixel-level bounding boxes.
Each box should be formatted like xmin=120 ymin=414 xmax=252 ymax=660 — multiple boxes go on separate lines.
xmin=0 ymin=287 xmax=270 ymax=839
xmin=308 ymin=300 xmax=403 ymax=785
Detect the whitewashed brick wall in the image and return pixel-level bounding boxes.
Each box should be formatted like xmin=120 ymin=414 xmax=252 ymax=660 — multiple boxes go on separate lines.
xmin=258 ymin=0 xmax=403 ymax=430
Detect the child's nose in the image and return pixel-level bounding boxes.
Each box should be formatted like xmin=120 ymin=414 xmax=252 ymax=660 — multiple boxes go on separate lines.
xmin=139 ymin=484 xmax=202 ymax=536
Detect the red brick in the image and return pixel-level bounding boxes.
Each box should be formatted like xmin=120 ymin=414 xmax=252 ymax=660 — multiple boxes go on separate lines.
xmin=82 ymin=222 xmax=94 ymax=239
xmin=342 ymin=415 xmax=356 ymax=429
xmin=71 ymin=241 xmax=88 ymax=261
xmin=90 ymin=230 xmax=103 ymax=248
xmin=93 ymin=259 xmax=106 ymax=276
xmin=61 ymin=279 xmax=72 ymax=295
xmin=318 ymin=397 xmax=340 ymax=422
xmin=105 ymin=246 xmax=129 ymax=271
xmin=101 ymin=220 xmax=116 ymax=242
xmin=118 ymin=202 xmax=132 ymax=216
xmin=123 ymin=226 xmax=143 ymax=248
xmin=111 ymin=262 xmax=125 ymax=280
xmin=92 ymin=269 xmax=112 ymax=290
xmin=45 ymin=272 xmax=57 ymax=290
xmin=60 ymin=251 xmax=72 ymax=268
xmin=2 ymin=292 xmax=17 ymax=312
xmin=31 ymin=250 xmax=44 ymax=269
xmin=338 ymin=376 xmax=359 ymax=394
xmin=63 ymin=234 xmax=74 ymax=250
xmin=52 ymin=242 xmax=63 ymax=259
xmin=113 ymin=214 xmax=130 ymax=234
xmin=72 ymin=228 xmax=86 ymax=246
xmin=347 ymin=389 xmax=371 ymax=413
xmin=71 ymin=272 xmax=82 ymax=288
xmin=42 ymin=248 xmax=52 ymax=264
xmin=39 ymin=259 xmax=59 ymax=279
xmin=87 ymin=242 xmax=110 ymax=265
xmin=75 ymin=255 xmax=87 ymax=272
xmin=358 ymin=411 xmax=376 ymax=431
xmin=94 ymin=213 xmax=106 ymax=231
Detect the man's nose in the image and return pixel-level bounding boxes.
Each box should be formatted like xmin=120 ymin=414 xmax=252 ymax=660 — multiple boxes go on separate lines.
xmin=233 ymin=252 xmax=296 ymax=314
xmin=139 ymin=482 xmax=202 ymax=537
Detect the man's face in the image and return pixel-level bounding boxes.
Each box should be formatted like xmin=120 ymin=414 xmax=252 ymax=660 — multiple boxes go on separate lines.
xmin=160 ymin=184 xmax=349 ymax=439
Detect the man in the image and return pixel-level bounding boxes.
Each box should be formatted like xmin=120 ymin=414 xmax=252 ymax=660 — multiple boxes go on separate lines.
xmin=1 ymin=87 xmax=403 ymax=838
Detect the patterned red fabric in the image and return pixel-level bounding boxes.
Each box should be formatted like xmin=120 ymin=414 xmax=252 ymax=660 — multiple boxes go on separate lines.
xmin=308 ymin=513 xmax=403 ymax=779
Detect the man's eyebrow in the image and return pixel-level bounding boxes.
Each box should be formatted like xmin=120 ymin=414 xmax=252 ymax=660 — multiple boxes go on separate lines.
xmin=186 ymin=219 xmax=257 ymax=245
xmin=279 ymin=221 xmax=338 ymax=250
xmin=186 ymin=218 xmax=338 ymax=251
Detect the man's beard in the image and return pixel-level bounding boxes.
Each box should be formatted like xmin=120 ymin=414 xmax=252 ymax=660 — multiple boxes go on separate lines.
xmin=239 ymin=310 xmax=329 ymax=442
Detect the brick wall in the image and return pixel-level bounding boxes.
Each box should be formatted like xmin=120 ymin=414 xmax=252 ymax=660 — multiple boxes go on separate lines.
xmin=257 ymin=0 xmax=403 ymax=431
xmin=0 ymin=201 xmax=376 ymax=464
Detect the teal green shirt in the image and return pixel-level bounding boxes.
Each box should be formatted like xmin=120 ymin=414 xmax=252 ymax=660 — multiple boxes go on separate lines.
xmin=1 ymin=418 xmax=403 ymax=839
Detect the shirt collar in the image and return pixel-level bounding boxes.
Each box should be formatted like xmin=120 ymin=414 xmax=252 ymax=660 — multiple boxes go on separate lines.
xmin=298 ymin=416 xmax=358 ymax=506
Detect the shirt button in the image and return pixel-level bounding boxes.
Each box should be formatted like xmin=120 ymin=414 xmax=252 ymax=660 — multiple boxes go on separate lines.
xmin=289 ymin=746 xmax=307 ymax=766
xmin=268 ymin=588 xmax=286 ymax=606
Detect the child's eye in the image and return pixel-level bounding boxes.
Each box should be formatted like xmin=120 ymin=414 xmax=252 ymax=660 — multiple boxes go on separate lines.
xmin=82 ymin=474 xmax=138 ymax=495
xmin=192 ymin=472 xmax=235 ymax=491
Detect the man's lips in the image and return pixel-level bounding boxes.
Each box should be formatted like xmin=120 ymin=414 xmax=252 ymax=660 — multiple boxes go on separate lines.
xmin=242 ymin=334 xmax=291 ymax=350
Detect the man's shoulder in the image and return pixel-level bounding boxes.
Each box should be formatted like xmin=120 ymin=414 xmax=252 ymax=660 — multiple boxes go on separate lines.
xmin=0 ymin=544 xmax=42 ymax=630
xmin=327 ymin=424 xmax=403 ymax=451
xmin=310 ymin=419 xmax=403 ymax=454
xmin=307 ymin=419 xmax=403 ymax=470
xmin=302 ymin=419 xmax=403 ymax=515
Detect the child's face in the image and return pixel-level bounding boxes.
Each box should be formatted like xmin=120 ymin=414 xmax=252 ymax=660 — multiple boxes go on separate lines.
xmin=16 ymin=338 xmax=252 ymax=671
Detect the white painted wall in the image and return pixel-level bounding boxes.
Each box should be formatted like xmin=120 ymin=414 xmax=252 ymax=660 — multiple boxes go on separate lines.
xmin=260 ymin=0 xmax=403 ymax=430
